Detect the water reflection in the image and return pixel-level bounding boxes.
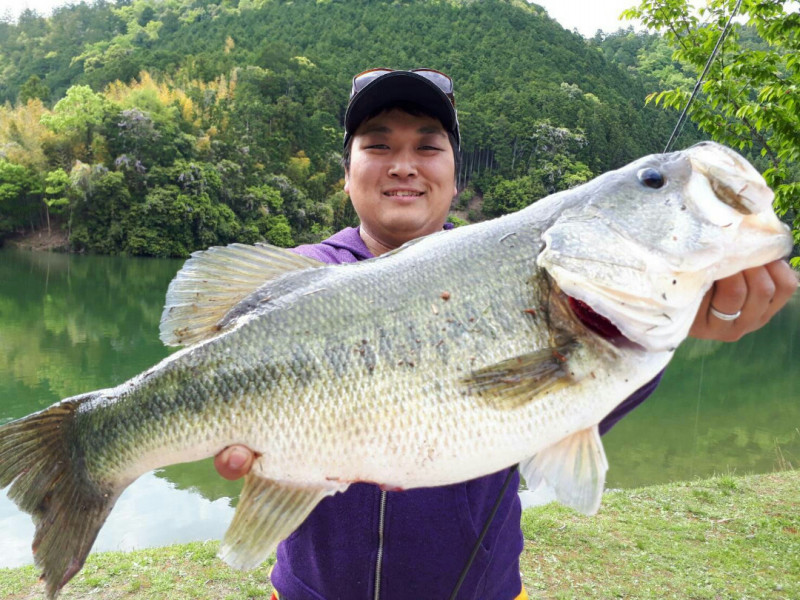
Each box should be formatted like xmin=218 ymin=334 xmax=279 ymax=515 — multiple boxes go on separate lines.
xmin=603 ymin=296 xmax=799 ymax=489
xmin=0 ymin=472 xmax=236 ymax=568
xmin=0 ymin=247 xmax=181 ymax=416
xmin=1 ymin=247 xmax=797 ymax=567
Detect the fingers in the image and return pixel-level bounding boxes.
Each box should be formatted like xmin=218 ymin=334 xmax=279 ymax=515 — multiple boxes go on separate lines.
xmin=214 ymin=445 xmax=255 ymax=481
xmin=711 ymin=271 xmax=749 ymax=317
xmin=763 ymin=259 xmax=799 ymax=320
xmin=689 ymin=260 xmax=798 ymax=342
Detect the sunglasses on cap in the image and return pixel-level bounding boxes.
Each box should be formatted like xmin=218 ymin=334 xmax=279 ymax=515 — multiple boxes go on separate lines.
xmin=350 ymin=68 xmax=455 ymax=106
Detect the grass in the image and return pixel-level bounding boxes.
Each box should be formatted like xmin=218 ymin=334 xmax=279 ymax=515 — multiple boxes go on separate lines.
xmin=519 ymin=471 xmax=799 ymax=599
xmin=1 ymin=471 xmax=797 ymax=599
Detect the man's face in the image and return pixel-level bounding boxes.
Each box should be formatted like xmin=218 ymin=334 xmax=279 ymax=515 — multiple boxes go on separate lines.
xmin=345 ymin=108 xmax=457 ymax=251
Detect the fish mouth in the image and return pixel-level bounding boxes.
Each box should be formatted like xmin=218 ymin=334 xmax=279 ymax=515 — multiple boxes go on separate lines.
xmin=542 ymin=271 xmax=642 ymax=350
xmin=567 ymin=296 xmax=621 ymax=338
xmin=684 ymin=142 xmax=793 ymax=274
xmin=566 ymin=295 xmax=644 ymax=350
xmin=686 ymin=142 xmax=775 ymax=218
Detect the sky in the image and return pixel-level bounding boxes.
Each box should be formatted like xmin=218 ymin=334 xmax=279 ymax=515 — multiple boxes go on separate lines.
xmin=3 ymin=0 xmax=646 ymax=37
xmin=534 ymin=0 xmax=644 ymax=36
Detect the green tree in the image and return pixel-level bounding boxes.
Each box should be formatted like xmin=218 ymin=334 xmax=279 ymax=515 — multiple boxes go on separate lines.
xmin=482 ymin=175 xmax=547 ymax=217
xmin=40 ymin=85 xmax=112 ymax=164
xmin=69 ymin=168 xmax=132 ymax=254
xmin=623 ymin=0 xmax=800 ymax=261
xmin=18 ymin=75 xmax=50 ymax=104
xmin=0 ymin=160 xmax=41 ymax=238
xmin=264 ymin=214 xmax=294 ymax=247
xmin=43 ymin=168 xmax=71 ymax=235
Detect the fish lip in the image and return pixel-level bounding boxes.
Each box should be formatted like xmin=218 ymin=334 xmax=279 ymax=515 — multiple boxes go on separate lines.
xmin=686 ymin=142 xmax=775 ymax=217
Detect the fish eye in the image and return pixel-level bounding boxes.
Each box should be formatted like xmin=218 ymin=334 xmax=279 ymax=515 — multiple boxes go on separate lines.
xmin=637 ymin=168 xmax=665 ymax=189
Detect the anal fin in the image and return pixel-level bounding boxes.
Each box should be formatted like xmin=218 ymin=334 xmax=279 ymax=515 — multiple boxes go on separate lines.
xmin=519 ymin=425 xmax=608 ymax=515
xmin=219 ymin=475 xmax=338 ymax=570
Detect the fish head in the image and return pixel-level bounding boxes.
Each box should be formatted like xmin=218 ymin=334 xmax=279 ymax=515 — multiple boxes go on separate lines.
xmin=536 ymin=141 xmax=793 ymax=352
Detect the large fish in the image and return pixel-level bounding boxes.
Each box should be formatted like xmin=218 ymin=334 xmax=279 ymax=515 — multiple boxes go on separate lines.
xmin=0 ymin=142 xmax=793 ymax=598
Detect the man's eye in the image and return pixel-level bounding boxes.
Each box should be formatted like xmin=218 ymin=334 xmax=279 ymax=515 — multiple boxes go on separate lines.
xmin=420 ymin=145 xmax=443 ymax=151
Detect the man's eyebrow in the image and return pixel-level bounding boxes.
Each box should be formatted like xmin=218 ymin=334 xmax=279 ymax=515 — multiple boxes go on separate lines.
xmin=358 ymin=125 xmax=447 ymax=136
xmin=359 ymin=125 xmax=391 ymax=135
xmin=417 ymin=126 xmax=446 ymax=136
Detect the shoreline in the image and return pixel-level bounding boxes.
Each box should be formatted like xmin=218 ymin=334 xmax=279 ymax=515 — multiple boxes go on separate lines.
xmin=3 ymin=229 xmax=70 ymax=253
xmin=1 ymin=470 xmax=797 ymax=599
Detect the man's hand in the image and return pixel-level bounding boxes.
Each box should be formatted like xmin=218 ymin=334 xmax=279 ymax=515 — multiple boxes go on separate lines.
xmin=214 ymin=445 xmax=255 ymax=480
xmin=690 ymin=259 xmax=798 ymax=342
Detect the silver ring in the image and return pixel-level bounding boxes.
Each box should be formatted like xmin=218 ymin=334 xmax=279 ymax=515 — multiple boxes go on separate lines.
xmin=710 ymin=306 xmax=742 ymax=321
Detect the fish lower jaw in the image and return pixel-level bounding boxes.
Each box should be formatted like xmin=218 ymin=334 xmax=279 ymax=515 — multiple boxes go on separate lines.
xmin=571 ymin=297 xmax=693 ymax=352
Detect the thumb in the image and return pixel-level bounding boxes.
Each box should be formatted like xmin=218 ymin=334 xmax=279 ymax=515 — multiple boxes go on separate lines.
xmin=214 ymin=445 xmax=255 ymax=481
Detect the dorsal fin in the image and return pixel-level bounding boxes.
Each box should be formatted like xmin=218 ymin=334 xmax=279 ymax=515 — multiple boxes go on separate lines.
xmin=159 ymin=243 xmax=324 ymax=347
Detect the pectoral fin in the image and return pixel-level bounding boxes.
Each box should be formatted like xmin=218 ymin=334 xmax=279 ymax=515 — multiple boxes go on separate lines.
xmin=160 ymin=243 xmax=324 ymax=346
xmin=463 ymin=337 xmax=578 ymax=410
xmin=519 ymin=425 xmax=608 ymax=515
xmin=219 ymin=474 xmax=339 ymax=570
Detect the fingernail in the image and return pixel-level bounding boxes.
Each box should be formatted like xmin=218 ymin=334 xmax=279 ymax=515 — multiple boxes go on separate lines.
xmin=228 ymin=448 xmax=248 ymax=470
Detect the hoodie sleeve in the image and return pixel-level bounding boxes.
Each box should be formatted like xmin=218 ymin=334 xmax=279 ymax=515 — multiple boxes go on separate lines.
xmin=599 ymin=370 xmax=665 ymax=435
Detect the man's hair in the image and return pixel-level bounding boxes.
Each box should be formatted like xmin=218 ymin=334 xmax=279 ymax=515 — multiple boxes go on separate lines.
xmin=341 ymin=101 xmax=461 ymax=180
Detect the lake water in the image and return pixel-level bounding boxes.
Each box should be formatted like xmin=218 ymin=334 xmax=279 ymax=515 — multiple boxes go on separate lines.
xmin=1 ymin=247 xmax=798 ymax=567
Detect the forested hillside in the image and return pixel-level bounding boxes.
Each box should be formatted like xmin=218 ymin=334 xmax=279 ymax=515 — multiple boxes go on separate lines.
xmin=1 ymin=0 xmax=684 ymax=256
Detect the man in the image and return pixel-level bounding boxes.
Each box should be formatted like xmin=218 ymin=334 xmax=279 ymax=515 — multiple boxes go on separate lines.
xmin=216 ymin=69 xmax=798 ymax=599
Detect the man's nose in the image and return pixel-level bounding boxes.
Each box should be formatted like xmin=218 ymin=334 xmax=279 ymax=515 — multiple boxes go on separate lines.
xmin=388 ymin=149 xmax=418 ymax=178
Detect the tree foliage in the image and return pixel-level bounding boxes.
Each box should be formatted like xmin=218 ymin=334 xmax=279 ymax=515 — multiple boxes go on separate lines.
xmin=0 ymin=0 xmax=692 ymax=256
xmin=622 ymin=0 xmax=800 ymax=261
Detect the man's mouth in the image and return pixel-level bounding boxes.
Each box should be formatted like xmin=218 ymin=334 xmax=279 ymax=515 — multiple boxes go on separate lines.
xmin=384 ymin=190 xmax=424 ymax=198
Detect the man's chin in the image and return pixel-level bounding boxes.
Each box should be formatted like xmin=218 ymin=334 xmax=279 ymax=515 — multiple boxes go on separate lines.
xmin=383 ymin=220 xmax=445 ymax=244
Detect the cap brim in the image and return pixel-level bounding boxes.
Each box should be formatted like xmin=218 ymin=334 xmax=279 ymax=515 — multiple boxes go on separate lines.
xmin=344 ymin=71 xmax=458 ymax=149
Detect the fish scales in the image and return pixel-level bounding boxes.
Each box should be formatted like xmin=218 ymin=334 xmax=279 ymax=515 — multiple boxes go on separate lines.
xmin=83 ymin=216 xmax=563 ymax=485
xmin=0 ymin=142 xmax=793 ymax=598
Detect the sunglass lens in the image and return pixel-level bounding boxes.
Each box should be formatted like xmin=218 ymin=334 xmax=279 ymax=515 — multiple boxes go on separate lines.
xmin=352 ymin=69 xmax=393 ymax=96
xmin=412 ymin=69 xmax=453 ymax=95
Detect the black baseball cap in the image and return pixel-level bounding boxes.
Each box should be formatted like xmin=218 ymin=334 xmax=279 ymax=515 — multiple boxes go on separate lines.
xmin=343 ymin=68 xmax=460 ymax=150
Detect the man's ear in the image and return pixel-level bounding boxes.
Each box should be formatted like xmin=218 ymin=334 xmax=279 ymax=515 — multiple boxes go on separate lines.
xmin=453 ymin=182 xmax=458 ymax=198
xmin=344 ymin=170 xmax=350 ymax=194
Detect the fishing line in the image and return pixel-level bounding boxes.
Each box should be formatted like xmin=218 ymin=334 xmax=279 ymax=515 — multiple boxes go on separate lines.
xmin=691 ymin=352 xmax=706 ymax=478
xmin=448 ymin=464 xmax=518 ymax=600
xmin=663 ymin=0 xmax=743 ymax=153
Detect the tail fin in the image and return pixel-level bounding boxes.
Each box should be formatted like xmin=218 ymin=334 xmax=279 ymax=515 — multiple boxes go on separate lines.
xmin=0 ymin=395 xmax=118 ymax=599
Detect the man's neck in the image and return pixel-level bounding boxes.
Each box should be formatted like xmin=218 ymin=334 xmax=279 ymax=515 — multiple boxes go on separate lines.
xmin=358 ymin=228 xmax=397 ymax=257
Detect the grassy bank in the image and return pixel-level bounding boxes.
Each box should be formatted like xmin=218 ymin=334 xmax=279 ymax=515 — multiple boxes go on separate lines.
xmin=2 ymin=471 xmax=797 ymax=599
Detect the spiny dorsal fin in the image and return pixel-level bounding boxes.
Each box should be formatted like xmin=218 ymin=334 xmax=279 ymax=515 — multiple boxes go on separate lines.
xmin=462 ymin=337 xmax=578 ymax=410
xmin=519 ymin=425 xmax=608 ymax=515
xmin=218 ymin=474 xmax=340 ymax=570
xmin=159 ymin=243 xmax=324 ymax=347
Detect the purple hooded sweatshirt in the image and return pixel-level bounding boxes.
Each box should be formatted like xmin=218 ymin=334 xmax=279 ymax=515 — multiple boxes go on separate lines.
xmin=269 ymin=226 xmax=662 ymax=600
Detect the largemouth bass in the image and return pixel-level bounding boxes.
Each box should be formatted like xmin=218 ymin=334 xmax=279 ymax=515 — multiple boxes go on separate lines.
xmin=0 ymin=142 xmax=793 ymax=598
